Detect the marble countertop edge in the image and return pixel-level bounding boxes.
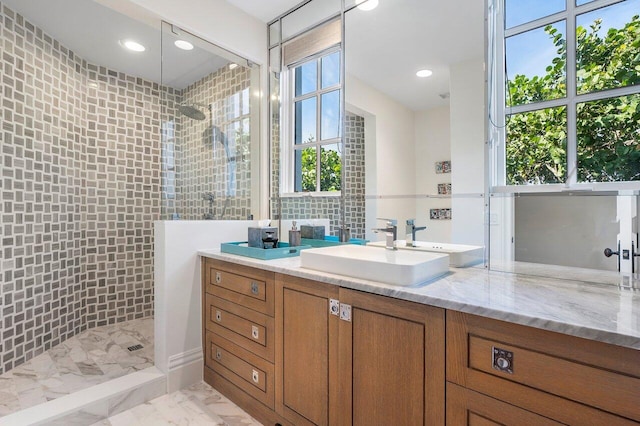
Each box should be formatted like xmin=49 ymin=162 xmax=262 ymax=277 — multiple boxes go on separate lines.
xmin=198 ymin=249 xmax=640 ymax=350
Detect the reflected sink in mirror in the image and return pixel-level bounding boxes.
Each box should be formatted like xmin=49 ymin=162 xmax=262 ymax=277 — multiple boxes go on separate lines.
xmin=300 ymin=245 xmax=449 ymax=286
xmin=367 ymin=241 xmax=484 ymax=268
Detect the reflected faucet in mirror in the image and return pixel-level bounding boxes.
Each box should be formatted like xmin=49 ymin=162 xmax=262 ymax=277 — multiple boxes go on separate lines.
xmin=373 ymin=218 xmax=398 ymax=250
xmin=406 ymin=219 xmax=426 ymax=247
xmin=203 ymin=192 xmax=216 ymax=220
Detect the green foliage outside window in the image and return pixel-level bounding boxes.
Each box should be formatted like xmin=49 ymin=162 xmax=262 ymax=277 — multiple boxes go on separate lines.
xmin=506 ymin=15 xmax=640 ymax=184
xmin=300 ymin=144 xmax=342 ymax=192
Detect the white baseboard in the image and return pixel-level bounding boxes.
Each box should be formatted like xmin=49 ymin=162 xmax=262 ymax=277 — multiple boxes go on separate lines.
xmin=167 ymin=348 xmax=204 ymax=393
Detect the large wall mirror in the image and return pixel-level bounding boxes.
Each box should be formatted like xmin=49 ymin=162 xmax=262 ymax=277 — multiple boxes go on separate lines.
xmin=270 ymin=0 xmax=487 ymax=251
xmin=344 ymin=0 xmax=486 ymax=249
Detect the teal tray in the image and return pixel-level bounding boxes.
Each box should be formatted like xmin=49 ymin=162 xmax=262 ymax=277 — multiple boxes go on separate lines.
xmin=323 ymin=236 xmax=369 ymax=245
xmin=301 ymin=236 xmax=369 ymax=248
xmin=221 ymin=241 xmax=312 ymax=260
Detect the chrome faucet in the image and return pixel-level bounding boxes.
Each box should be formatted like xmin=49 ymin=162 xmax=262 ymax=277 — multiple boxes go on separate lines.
xmin=373 ymin=218 xmax=398 ymax=250
xmin=406 ymin=219 xmax=426 ymax=247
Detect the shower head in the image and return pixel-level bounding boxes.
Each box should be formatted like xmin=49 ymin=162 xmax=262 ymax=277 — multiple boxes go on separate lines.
xmin=178 ymin=103 xmax=208 ymax=120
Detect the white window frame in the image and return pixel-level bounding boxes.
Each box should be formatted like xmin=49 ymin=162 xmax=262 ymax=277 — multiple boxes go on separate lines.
xmin=490 ymin=0 xmax=640 ymax=193
xmin=281 ymin=46 xmax=342 ymax=196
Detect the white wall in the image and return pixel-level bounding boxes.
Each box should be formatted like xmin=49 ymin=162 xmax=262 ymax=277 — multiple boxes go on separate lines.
xmin=346 ymin=73 xmax=416 ymax=240
xmin=154 ymin=220 xmax=256 ymax=392
xmin=414 ymin=106 xmax=451 ymax=243
xmin=449 ymin=58 xmax=485 ymax=246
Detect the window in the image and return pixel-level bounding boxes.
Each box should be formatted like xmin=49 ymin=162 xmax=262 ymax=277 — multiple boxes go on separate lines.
xmin=218 ymin=86 xmax=252 ymax=196
xmin=492 ymin=0 xmax=640 ymax=188
xmin=286 ymin=49 xmax=342 ymax=193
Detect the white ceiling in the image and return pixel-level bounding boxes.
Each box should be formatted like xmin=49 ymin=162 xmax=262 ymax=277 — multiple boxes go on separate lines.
xmin=3 ymin=0 xmax=484 ymax=110
xmin=2 ymin=0 xmax=230 ymax=90
xmin=226 ymin=0 xmax=485 ymax=111
xmin=225 ymin=0 xmax=301 ymax=23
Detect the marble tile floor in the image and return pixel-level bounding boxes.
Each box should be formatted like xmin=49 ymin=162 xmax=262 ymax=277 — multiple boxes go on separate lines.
xmin=91 ymin=381 xmax=262 ymax=426
xmin=0 ymin=317 xmax=154 ymax=417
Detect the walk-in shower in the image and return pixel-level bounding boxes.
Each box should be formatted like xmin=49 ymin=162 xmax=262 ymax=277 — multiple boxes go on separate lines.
xmin=0 ymin=0 xmax=261 ymax=421
xmin=161 ymin=21 xmax=261 ymax=222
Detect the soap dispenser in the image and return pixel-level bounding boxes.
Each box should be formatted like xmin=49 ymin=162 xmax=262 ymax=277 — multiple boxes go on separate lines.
xmin=289 ymin=221 xmax=301 ymax=247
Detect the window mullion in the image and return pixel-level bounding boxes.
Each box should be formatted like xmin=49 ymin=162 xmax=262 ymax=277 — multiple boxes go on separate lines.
xmin=316 ymin=57 xmax=322 ymax=191
xmin=566 ymin=0 xmax=577 ymax=186
xmin=493 ymin=0 xmax=507 ymax=187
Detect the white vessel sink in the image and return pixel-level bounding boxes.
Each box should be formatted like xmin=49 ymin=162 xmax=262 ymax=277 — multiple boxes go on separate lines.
xmin=367 ymin=240 xmax=483 ymax=267
xmin=300 ymin=245 xmax=449 ymax=286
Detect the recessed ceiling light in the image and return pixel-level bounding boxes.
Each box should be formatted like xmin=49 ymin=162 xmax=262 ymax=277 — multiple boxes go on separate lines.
xmin=120 ymin=39 xmax=145 ymax=52
xmin=174 ymin=40 xmax=194 ymax=51
xmin=416 ymin=69 xmax=433 ymax=78
xmin=229 ymin=63 xmax=238 ymax=70
xmin=356 ymin=0 xmax=379 ymax=11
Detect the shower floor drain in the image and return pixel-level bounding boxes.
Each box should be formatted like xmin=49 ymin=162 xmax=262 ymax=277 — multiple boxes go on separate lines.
xmin=127 ymin=344 xmax=144 ymax=352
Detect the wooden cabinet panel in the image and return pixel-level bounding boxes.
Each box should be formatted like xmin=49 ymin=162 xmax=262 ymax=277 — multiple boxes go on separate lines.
xmin=205 ymin=332 xmax=274 ymax=408
xmin=447 ymin=311 xmax=640 ymax=425
xmin=446 ymin=383 xmax=563 ymax=426
xmin=352 ymin=308 xmax=424 ymax=424
xmin=338 ymin=288 xmax=445 ymax=426
xmin=205 ymin=294 xmax=274 ymax=363
xmin=276 ymin=274 xmax=339 ymax=426
xmin=204 ymin=258 xmax=274 ymax=316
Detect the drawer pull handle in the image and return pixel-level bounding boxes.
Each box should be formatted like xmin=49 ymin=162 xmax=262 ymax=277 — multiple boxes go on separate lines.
xmin=215 ymin=310 xmax=222 ymax=322
xmin=250 ymin=282 xmax=259 ymax=295
xmin=329 ymin=299 xmax=340 ymax=316
xmin=251 ymin=325 xmax=259 ymax=340
xmin=492 ymin=346 xmax=514 ymax=374
xmin=216 ymin=349 xmax=222 ymax=361
xmin=215 ymin=272 xmax=222 ymax=284
xmin=252 ymin=369 xmax=259 ymax=384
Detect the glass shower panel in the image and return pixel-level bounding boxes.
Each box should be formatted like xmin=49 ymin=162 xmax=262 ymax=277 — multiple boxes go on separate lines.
xmin=161 ymin=22 xmax=260 ymax=220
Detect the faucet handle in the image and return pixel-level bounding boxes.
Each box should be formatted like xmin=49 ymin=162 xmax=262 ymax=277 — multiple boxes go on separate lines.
xmin=406 ymin=219 xmax=415 ymax=226
xmin=376 ymin=217 xmax=397 ymax=226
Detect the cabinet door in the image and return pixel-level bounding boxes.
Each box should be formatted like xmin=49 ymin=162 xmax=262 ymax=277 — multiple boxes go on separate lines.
xmin=276 ymin=274 xmax=340 ymax=426
xmin=338 ymin=288 xmax=445 ymax=426
xmin=447 ymin=383 xmax=563 ymax=426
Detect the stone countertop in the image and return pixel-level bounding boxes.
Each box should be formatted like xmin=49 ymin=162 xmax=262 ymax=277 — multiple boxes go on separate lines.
xmin=198 ymin=249 xmax=640 ymax=350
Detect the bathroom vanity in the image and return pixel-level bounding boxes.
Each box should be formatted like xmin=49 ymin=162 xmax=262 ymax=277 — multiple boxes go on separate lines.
xmin=200 ymin=251 xmax=639 ymax=426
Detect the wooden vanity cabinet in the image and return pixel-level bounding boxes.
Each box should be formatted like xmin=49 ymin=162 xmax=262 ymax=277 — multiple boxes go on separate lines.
xmin=446 ymin=311 xmax=640 ymax=425
xmin=202 ymin=259 xmax=284 ymax=425
xmin=275 ymin=274 xmax=340 ymax=426
xmin=202 ymin=259 xmax=638 ymax=426
xmin=275 ymin=274 xmax=446 ymax=426
xmin=337 ymin=288 xmax=446 ymax=426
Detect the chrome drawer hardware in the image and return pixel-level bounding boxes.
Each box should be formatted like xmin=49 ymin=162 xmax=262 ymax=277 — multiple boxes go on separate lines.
xmin=215 ymin=310 xmax=222 ymax=322
xmin=215 ymin=272 xmax=222 ymax=284
xmin=252 ymin=369 xmax=260 ymax=384
xmin=339 ymin=303 xmax=352 ymax=322
xmin=251 ymin=325 xmax=260 ymax=340
xmin=492 ymin=346 xmax=514 ymax=374
xmin=329 ymin=299 xmax=340 ymax=316
xmin=250 ymin=282 xmax=259 ymax=295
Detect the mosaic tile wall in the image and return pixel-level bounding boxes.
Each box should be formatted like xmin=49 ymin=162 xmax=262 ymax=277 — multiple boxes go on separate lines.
xmin=272 ymin=112 xmax=366 ymax=238
xmin=0 ymin=3 xmax=158 ymax=374
xmin=173 ymin=66 xmax=253 ymax=220
xmin=82 ymin=65 xmax=159 ymax=328
xmin=342 ymin=113 xmax=366 ymax=239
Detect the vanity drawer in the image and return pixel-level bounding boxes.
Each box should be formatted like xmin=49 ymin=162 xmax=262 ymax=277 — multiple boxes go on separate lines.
xmin=205 ymin=331 xmax=274 ymax=409
xmin=205 ymin=294 xmax=275 ymax=363
xmin=447 ymin=311 xmax=640 ymax=424
xmin=204 ymin=259 xmax=275 ymax=316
